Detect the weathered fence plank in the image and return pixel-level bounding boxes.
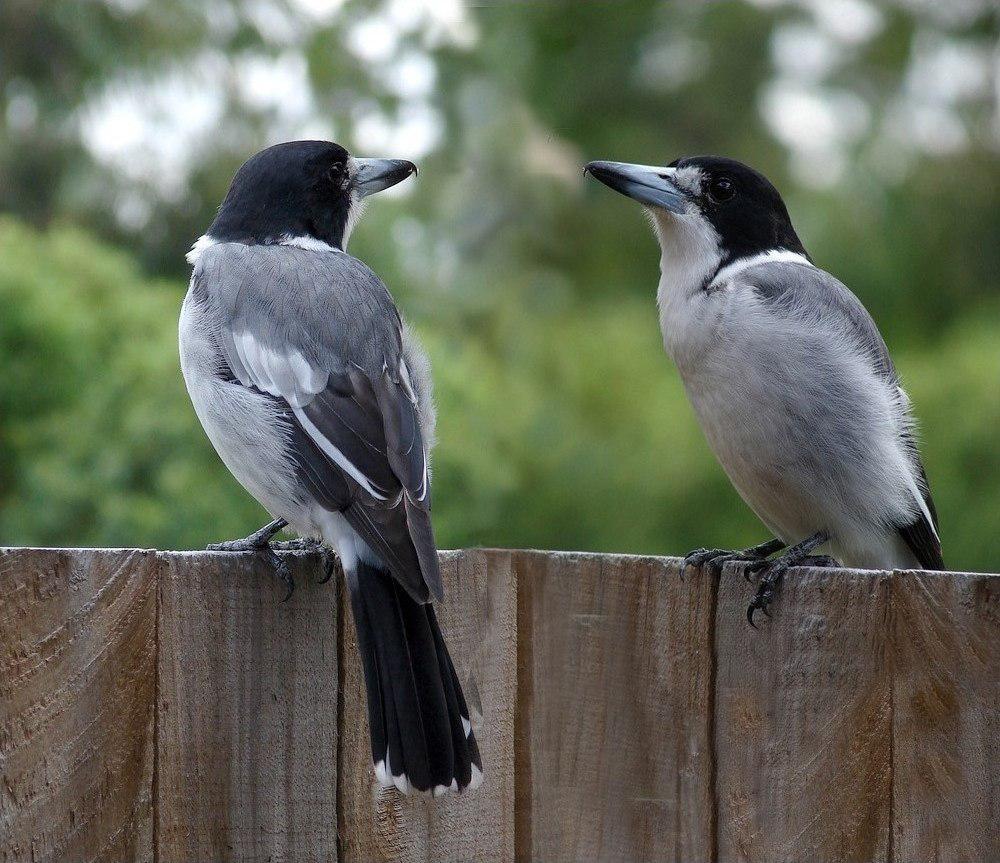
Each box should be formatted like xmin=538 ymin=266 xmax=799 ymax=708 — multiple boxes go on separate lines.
xmin=0 ymin=548 xmax=157 ymax=863
xmin=337 ymin=548 xmax=518 ymax=863
xmin=713 ymin=566 xmax=893 ymax=863
xmin=514 ymin=552 xmax=716 ymax=862
xmin=890 ymin=570 xmax=1000 ymax=863
xmin=2 ymin=547 xmax=998 ymax=863
xmin=155 ymin=551 xmax=339 ymax=863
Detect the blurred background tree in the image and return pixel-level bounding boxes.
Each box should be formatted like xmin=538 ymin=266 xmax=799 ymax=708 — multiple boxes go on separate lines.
xmin=1 ymin=0 xmax=998 ymax=570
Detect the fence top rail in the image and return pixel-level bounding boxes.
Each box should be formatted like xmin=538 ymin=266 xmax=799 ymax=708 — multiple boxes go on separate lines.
xmin=0 ymin=544 xmax=991 ymax=580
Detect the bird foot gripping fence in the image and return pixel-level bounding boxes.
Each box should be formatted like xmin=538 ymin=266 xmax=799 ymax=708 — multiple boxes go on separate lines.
xmin=1 ymin=547 xmax=996 ymax=863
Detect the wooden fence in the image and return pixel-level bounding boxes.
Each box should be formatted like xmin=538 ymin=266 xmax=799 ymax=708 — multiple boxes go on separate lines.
xmin=1 ymin=547 xmax=997 ymax=862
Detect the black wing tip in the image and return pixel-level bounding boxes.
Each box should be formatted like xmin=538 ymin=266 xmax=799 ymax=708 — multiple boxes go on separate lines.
xmin=897 ymin=514 xmax=945 ymax=571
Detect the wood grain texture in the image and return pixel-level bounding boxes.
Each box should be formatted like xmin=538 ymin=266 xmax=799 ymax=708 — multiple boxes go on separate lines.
xmin=337 ymin=548 xmax=517 ymax=863
xmin=890 ymin=570 xmax=1000 ymax=863
xmin=514 ymin=551 xmax=716 ymax=862
xmin=0 ymin=548 xmax=157 ymax=863
xmin=155 ymin=550 xmax=339 ymax=863
xmin=713 ymin=565 xmax=893 ymax=863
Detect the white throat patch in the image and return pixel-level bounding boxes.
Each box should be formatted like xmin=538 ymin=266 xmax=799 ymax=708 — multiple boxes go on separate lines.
xmin=649 ymin=207 xmax=723 ymax=300
xmin=341 ymin=193 xmax=366 ymax=251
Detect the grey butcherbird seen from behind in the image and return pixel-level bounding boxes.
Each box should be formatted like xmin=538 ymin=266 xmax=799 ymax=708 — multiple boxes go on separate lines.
xmin=585 ymin=156 xmax=944 ymax=624
xmin=179 ymin=140 xmax=483 ymax=794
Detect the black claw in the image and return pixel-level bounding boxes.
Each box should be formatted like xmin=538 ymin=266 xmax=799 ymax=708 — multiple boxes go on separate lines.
xmin=743 ymin=531 xmax=831 ymax=628
xmin=205 ymin=521 xmax=300 ymax=601
xmin=746 ymin=566 xmax=783 ymax=627
xmin=742 ymin=558 xmax=769 ymax=583
xmin=681 ymin=548 xmax=710 ymax=569
xmin=685 ymin=548 xmax=731 ymax=571
xmin=746 ymin=593 xmax=768 ymax=626
xmin=255 ymin=547 xmax=294 ymax=601
xmin=317 ymin=554 xmax=335 ymax=585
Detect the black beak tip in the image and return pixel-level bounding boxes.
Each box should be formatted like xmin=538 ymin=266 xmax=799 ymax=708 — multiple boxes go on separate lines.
xmin=583 ymin=161 xmax=617 ymax=186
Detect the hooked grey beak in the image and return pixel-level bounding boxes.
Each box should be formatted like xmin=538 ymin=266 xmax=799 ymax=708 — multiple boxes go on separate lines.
xmin=584 ymin=160 xmax=688 ymax=214
xmin=351 ymin=157 xmax=417 ymax=198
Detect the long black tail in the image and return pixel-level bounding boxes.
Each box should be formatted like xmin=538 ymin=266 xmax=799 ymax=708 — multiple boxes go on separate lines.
xmin=348 ymin=560 xmax=483 ymax=795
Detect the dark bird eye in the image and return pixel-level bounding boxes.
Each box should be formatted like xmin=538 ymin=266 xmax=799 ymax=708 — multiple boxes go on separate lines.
xmin=708 ymin=176 xmax=735 ymax=203
xmin=326 ymin=162 xmax=346 ymax=183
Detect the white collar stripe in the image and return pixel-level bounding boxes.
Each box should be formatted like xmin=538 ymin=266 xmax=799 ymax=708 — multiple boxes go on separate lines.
xmin=708 ymin=249 xmax=814 ymax=290
xmin=185 ymin=233 xmax=341 ymax=265
xmin=278 ymin=234 xmax=341 ymax=254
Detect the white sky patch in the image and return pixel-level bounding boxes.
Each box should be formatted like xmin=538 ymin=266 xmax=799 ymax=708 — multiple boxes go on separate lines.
xmin=790 ymin=148 xmax=849 ymax=188
xmin=347 ymin=15 xmax=400 ymax=63
xmin=78 ymin=41 xmax=335 ymax=212
xmin=294 ymin=116 xmax=337 ymax=142
xmin=761 ymin=79 xmax=870 ymax=187
xmin=68 ymin=6 xmax=469 ymax=233
xmin=376 ymin=49 xmax=438 ymax=99
xmin=771 ymin=23 xmax=841 ymax=81
xmin=291 ymin=0 xmax=348 ymax=24
xmin=245 ymin=0 xmax=301 ymax=46
xmin=872 ymin=29 xmax=993 ymax=158
xmin=79 ymin=54 xmax=228 ymax=200
xmin=905 ymin=32 xmax=992 ymax=104
xmin=386 ymin=0 xmax=423 ymax=33
xmin=235 ymin=51 xmax=313 ymax=119
xmin=353 ymin=100 xmax=442 ymax=164
xmin=412 ymin=0 xmax=478 ymax=50
xmin=114 ymin=190 xmax=154 ymax=231
xmin=635 ymin=34 xmax=709 ymax=93
xmin=892 ymin=0 xmax=993 ymax=28
xmin=748 ymin=0 xmax=995 ymax=176
xmin=806 ymin=0 xmax=883 ymax=46
xmin=762 ymin=80 xmax=870 ymax=151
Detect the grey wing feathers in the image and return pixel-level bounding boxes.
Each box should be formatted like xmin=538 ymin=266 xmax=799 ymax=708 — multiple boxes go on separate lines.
xmin=746 ymin=262 xmax=944 ymax=569
xmin=195 ymin=243 xmax=442 ymax=600
xmin=746 ymin=262 xmax=898 ymax=385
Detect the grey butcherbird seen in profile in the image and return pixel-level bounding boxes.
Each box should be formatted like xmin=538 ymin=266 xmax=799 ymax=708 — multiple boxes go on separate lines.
xmin=179 ymin=140 xmax=483 ymax=794
xmin=585 ymin=156 xmax=944 ymax=624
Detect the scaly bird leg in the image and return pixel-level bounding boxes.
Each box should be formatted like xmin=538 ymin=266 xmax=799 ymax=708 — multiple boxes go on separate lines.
xmin=744 ymin=531 xmax=835 ymax=627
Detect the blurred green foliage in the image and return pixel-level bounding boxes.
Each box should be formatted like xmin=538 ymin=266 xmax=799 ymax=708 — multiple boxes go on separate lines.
xmin=1 ymin=0 xmax=998 ymax=570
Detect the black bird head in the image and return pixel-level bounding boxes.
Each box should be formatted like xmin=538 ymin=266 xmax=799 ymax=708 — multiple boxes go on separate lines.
xmin=207 ymin=140 xmax=416 ymax=251
xmin=585 ymin=155 xmax=807 ymax=266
